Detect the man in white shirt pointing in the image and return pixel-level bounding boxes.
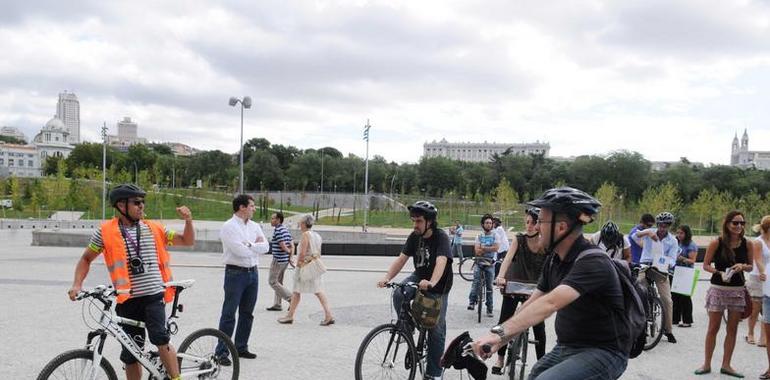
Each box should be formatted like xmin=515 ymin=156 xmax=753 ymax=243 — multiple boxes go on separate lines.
xmin=215 ymin=194 xmax=269 ymax=365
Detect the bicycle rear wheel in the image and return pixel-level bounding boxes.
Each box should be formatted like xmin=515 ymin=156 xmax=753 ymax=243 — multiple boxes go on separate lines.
xmin=459 ymin=258 xmax=476 ymax=282
xmin=37 ymin=349 xmax=118 ymax=380
xmin=643 ymin=297 xmax=664 ymax=350
xmin=177 ymin=327 xmax=239 ymax=379
xmin=355 ymin=323 xmax=417 ymax=380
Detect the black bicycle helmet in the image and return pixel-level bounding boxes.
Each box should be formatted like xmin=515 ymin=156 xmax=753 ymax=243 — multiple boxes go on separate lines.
xmin=600 ymin=220 xmax=622 ymax=248
xmin=527 ymin=187 xmax=601 ymax=225
xmin=109 ymin=184 xmax=146 ymax=206
xmin=408 ymin=200 xmax=438 ymax=220
xmin=656 ymin=211 xmax=674 ymax=225
xmin=525 ymin=207 xmax=540 ymax=222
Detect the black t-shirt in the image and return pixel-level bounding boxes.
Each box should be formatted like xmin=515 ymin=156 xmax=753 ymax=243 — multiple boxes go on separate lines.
xmin=537 ymin=237 xmax=629 ymax=353
xmin=402 ymin=228 xmax=453 ymax=294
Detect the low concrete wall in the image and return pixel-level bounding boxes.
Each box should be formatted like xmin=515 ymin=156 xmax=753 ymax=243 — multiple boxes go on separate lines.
xmin=31 ymin=229 xmax=473 ymax=257
xmin=1 ymin=219 xmax=99 ymax=230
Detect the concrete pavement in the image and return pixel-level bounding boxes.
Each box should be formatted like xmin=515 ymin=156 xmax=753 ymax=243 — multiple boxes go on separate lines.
xmin=1 ymin=229 xmax=768 ymax=379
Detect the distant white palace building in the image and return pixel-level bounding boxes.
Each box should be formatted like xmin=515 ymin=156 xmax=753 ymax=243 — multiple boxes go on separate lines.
xmin=0 ymin=117 xmax=74 ymax=177
xmin=731 ymin=129 xmax=770 ymax=170
xmin=423 ymin=138 xmax=550 ymax=162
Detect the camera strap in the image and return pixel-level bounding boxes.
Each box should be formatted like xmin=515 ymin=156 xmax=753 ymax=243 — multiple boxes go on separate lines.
xmin=119 ymin=222 xmax=142 ymax=260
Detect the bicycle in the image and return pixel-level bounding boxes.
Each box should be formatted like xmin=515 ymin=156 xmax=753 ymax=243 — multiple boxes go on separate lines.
xmin=468 ymin=257 xmax=496 ymax=323
xmin=632 ymin=265 xmax=665 ymax=351
xmin=37 ymin=280 xmax=240 ymax=380
xmin=498 ymin=281 xmax=539 ymax=380
xmin=354 ymin=282 xmax=434 ymax=380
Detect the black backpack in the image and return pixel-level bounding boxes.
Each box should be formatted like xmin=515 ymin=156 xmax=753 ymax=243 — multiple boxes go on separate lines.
xmin=574 ymin=249 xmax=648 ymax=359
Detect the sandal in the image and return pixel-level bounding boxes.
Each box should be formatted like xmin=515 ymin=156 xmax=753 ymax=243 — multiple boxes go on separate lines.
xmin=747 ymin=336 xmax=757 ymax=345
xmin=277 ymin=316 xmax=294 ymax=324
xmin=694 ymin=368 xmax=711 ymax=375
xmin=320 ymin=318 xmax=335 ymax=326
xmin=760 ymin=372 xmax=770 ymax=380
xmin=720 ymin=368 xmax=745 ymax=378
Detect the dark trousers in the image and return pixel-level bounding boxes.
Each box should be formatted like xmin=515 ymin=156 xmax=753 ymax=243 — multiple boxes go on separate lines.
xmin=497 ymin=295 xmax=546 ymax=360
xmin=669 ymin=275 xmax=693 ymax=324
xmin=216 ymin=267 xmax=259 ymax=356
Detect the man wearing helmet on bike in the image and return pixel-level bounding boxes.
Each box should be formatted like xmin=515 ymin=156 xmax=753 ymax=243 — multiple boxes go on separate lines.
xmin=67 ymin=184 xmax=195 ymax=380
xmin=468 ymin=187 xmax=629 ymax=379
xmin=631 ymin=211 xmax=679 ymax=344
xmin=377 ymin=200 xmax=453 ymax=380
xmin=589 ymin=220 xmax=631 ymax=263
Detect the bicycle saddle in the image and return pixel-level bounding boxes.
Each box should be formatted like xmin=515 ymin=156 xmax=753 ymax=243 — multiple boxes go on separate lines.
xmin=440 ymin=331 xmax=488 ymax=380
xmin=164 ymin=279 xmax=196 ymax=289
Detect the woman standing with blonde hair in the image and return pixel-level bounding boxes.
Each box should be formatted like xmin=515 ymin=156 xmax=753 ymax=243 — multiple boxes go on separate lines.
xmin=696 ymin=210 xmax=754 ymax=378
xmin=754 ymin=216 xmax=770 ymax=380
xmin=277 ymin=214 xmax=335 ymax=326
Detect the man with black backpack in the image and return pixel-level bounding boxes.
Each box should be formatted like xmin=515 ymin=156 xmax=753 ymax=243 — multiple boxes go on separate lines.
xmin=468 ymin=187 xmax=642 ymax=380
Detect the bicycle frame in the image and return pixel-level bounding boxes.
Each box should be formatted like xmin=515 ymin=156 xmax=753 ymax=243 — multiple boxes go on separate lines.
xmin=80 ymin=288 xmax=213 ymax=380
xmin=392 ymin=283 xmax=431 ymax=377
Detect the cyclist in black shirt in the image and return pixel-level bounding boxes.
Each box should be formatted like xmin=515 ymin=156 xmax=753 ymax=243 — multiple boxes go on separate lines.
xmin=377 ymin=200 xmax=453 ymax=380
xmin=469 ymin=187 xmax=629 ymax=380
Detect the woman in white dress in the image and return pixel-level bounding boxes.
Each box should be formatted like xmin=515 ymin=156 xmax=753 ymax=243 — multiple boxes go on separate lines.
xmin=754 ymin=216 xmax=770 ymax=379
xmin=278 ymin=214 xmax=335 ymax=326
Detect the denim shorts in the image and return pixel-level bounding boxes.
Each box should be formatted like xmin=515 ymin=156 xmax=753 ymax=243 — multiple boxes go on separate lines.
xmin=763 ymin=296 xmax=770 ymax=324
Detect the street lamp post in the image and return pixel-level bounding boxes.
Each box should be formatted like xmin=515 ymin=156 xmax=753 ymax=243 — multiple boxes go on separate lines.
xmin=101 ymin=122 xmax=107 ymax=221
xmin=228 ymin=96 xmax=252 ymax=194
xmin=363 ymin=120 xmax=371 ymax=231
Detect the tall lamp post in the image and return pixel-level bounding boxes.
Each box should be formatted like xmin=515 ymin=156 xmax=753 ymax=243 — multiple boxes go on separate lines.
xmin=101 ymin=122 xmax=108 ymax=221
xmin=228 ymin=96 xmax=252 ymax=194
xmin=363 ymin=120 xmax=371 ymax=231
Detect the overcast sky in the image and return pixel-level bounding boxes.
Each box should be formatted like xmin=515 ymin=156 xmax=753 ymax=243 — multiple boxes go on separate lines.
xmin=2 ymin=0 xmax=770 ymax=165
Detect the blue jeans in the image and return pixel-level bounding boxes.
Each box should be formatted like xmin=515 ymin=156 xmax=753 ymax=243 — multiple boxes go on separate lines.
xmin=392 ymin=273 xmax=449 ymax=378
xmin=216 ymin=268 xmax=259 ymax=356
xmin=468 ymin=259 xmax=494 ymax=310
xmin=528 ymin=344 xmax=628 ymax=380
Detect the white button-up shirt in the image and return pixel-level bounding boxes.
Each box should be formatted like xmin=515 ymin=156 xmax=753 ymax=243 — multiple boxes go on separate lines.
xmin=220 ymin=214 xmax=270 ymax=268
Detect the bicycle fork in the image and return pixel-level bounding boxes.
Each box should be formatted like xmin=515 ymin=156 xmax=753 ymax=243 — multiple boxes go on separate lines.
xmin=82 ymin=330 xmax=108 ymax=380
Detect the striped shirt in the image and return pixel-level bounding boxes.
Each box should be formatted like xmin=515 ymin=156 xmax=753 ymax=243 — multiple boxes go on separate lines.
xmin=88 ymin=221 xmax=175 ymax=299
xmin=270 ymin=224 xmax=293 ymax=263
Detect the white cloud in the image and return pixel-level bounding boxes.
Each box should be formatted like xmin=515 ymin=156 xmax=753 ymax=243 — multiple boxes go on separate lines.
xmin=1 ymin=0 xmax=770 ymax=165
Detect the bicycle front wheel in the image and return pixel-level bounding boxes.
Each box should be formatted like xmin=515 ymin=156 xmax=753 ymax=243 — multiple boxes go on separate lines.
xmin=355 ymin=323 xmax=417 ymax=380
xmin=643 ymin=297 xmax=664 ymax=351
xmin=37 ymin=349 xmax=118 ymax=380
xmin=177 ymin=327 xmax=240 ymax=379
xmin=459 ymin=258 xmax=476 ymax=282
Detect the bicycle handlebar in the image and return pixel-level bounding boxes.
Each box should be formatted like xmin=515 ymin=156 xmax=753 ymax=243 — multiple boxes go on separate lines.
xmin=384 ymin=281 xmax=433 ymax=290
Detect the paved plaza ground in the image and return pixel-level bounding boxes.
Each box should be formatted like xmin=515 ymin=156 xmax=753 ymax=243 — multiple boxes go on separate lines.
xmin=1 ymin=228 xmax=768 ymax=379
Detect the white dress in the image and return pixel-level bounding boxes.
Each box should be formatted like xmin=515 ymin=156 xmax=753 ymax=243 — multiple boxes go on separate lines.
xmin=292 ymin=230 xmax=324 ymax=294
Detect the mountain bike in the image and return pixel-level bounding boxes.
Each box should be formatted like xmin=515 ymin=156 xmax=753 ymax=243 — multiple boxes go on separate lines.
xmin=632 ymin=265 xmax=664 ymax=351
xmin=37 ymin=280 xmax=239 ymax=380
xmin=354 ymin=282 xmax=435 ymax=380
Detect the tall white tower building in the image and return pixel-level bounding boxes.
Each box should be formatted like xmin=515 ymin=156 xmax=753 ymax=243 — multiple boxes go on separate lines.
xmin=56 ymin=91 xmax=80 ymax=144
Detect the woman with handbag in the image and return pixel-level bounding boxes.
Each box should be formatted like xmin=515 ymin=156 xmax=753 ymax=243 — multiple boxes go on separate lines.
xmin=278 ymin=214 xmax=335 ymax=326
xmin=696 ymin=210 xmax=755 ymax=378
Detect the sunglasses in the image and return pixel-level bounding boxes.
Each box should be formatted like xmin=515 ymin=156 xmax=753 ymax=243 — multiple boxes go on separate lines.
xmin=129 ymin=199 xmax=145 ymax=206
xmin=730 ymin=221 xmax=746 ymax=226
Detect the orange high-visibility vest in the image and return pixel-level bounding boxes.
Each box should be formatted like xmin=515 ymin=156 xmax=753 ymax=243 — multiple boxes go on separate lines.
xmin=100 ymin=218 xmax=175 ymax=304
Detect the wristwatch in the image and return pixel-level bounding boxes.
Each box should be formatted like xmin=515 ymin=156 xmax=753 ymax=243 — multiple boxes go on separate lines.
xmin=490 ymin=325 xmax=506 ymax=340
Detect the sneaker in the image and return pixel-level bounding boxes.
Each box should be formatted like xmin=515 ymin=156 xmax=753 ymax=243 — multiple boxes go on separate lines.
xmin=467 ymin=303 xmax=475 ymax=310
xmin=266 ymin=305 xmax=282 ymax=311
xmin=680 ymin=323 xmax=692 ymax=328
xmin=486 ymin=309 xmax=494 ymax=317
xmin=216 ymin=355 xmax=232 ymax=366
xmin=665 ymin=333 xmax=677 ymax=343
xmin=238 ymin=350 xmax=257 ymax=359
